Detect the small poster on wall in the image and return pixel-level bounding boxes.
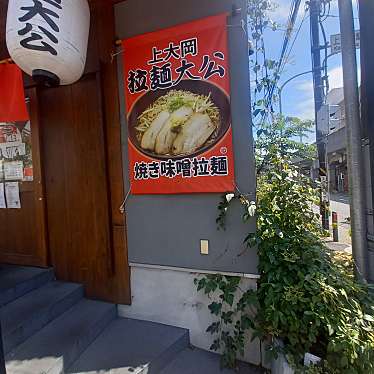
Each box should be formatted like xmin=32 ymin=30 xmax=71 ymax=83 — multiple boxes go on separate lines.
xmin=0 ymin=120 xmax=33 ymax=182
xmin=0 ymin=183 xmax=6 ymax=209
xmin=122 ymin=13 xmax=235 ymax=194
xmin=0 ymin=65 xmax=33 ymax=183
xmin=5 ymin=182 xmax=21 ymax=209
xmin=4 ymin=160 xmax=24 ymax=181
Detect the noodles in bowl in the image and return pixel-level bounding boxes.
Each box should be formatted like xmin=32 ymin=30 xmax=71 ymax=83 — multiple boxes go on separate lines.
xmin=127 ymin=80 xmax=231 ymax=160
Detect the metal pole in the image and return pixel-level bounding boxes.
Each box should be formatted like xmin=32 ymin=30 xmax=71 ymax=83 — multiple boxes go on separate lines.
xmin=310 ymin=0 xmax=330 ymax=231
xmin=332 ymin=211 xmax=339 ymax=242
xmin=279 ymin=89 xmax=283 ymax=116
xmin=338 ymin=0 xmax=369 ymax=280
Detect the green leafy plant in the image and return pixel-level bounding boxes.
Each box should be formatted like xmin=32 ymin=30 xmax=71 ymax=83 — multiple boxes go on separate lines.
xmin=196 ymin=0 xmax=374 ymax=371
xmin=194 ymin=274 xmax=259 ymax=369
xmin=196 ymin=136 xmax=374 ymax=372
xmin=249 ymin=146 xmax=374 ymax=373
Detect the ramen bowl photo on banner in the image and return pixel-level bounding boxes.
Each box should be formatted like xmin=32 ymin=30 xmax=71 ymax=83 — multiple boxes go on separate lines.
xmin=122 ymin=13 xmax=235 ymax=194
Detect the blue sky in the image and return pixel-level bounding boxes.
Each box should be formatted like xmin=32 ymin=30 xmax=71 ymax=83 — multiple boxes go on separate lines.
xmin=257 ymin=0 xmax=360 ymax=127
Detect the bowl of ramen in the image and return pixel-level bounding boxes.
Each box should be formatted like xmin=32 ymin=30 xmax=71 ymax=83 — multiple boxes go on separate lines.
xmin=127 ymin=80 xmax=231 ymax=160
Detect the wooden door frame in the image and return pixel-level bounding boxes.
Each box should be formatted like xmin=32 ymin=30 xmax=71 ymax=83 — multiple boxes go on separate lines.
xmin=29 ymin=87 xmax=49 ymax=266
xmin=0 ymin=87 xmax=48 ymax=267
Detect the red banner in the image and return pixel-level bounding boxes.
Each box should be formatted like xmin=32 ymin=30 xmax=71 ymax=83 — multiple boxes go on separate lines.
xmin=122 ymin=14 xmax=235 ymax=194
xmin=0 ymin=64 xmax=29 ymax=122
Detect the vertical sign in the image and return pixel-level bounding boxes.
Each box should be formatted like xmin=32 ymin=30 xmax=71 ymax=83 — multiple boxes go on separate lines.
xmin=0 ymin=64 xmax=28 ymax=122
xmin=122 ymin=14 xmax=235 ymax=194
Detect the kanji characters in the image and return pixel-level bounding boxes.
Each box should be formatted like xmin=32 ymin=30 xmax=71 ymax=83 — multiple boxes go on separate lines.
xmin=192 ymin=157 xmax=210 ymax=177
xmin=19 ymin=0 xmax=61 ymax=31
xmin=180 ymin=38 xmax=198 ymax=58
xmin=148 ymin=46 xmax=164 ymax=64
xmin=176 ymin=159 xmax=192 ymax=178
xmin=210 ymin=156 xmax=228 ymax=176
xmin=150 ymin=63 xmax=173 ymax=90
xmin=148 ymin=39 xmax=198 ymax=65
xmin=161 ymin=159 xmax=177 ymax=178
xmin=129 ymin=36 xmax=227 ymax=95
xmin=17 ymin=0 xmax=62 ymax=56
xmin=134 ymin=162 xmax=148 ymax=180
xmin=163 ymin=43 xmax=180 ymax=61
xmin=199 ymin=52 xmax=226 ymax=79
xmin=148 ymin=161 xmax=160 ymax=179
xmin=128 ymin=69 xmax=148 ymax=94
xmin=174 ymin=59 xmax=200 ymax=86
xmin=133 ymin=156 xmax=229 ymax=181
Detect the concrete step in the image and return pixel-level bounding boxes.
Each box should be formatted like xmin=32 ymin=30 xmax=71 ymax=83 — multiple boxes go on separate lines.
xmin=1 ymin=281 xmax=84 ymax=354
xmin=0 ymin=265 xmax=54 ymax=307
xmin=5 ymin=299 xmax=116 ymax=374
xmin=68 ymin=318 xmax=189 ymax=374
xmin=160 ymin=347 xmax=265 ymax=374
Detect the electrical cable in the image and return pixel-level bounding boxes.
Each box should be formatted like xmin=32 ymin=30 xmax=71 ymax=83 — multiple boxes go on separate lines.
xmin=261 ymin=0 xmax=303 ymax=123
xmin=279 ymin=10 xmax=309 ymax=77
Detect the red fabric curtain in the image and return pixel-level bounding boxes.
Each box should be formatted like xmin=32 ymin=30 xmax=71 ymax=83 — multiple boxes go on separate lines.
xmin=0 ymin=64 xmax=29 ymax=122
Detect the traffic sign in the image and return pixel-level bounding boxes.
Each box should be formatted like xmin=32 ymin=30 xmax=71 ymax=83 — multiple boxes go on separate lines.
xmin=330 ymin=30 xmax=360 ymax=55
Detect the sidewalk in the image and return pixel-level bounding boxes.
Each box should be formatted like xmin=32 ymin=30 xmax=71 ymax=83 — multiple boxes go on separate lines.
xmin=325 ymin=192 xmax=352 ymax=253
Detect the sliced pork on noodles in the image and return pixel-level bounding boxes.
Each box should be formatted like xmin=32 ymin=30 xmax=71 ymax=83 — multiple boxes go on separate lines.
xmin=155 ymin=106 xmax=193 ymax=155
xmin=172 ymin=113 xmax=215 ymax=155
xmin=135 ymin=90 xmax=221 ymax=156
xmin=140 ymin=110 xmax=170 ymax=151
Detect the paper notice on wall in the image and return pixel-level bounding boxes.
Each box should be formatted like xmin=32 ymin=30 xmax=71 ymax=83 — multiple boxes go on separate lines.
xmin=4 ymin=161 xmax=24 ymax=181
xmin=5 ymin=182 xmax=21 ymax=209
xmin=0 ymin=183 xmax=6 ymax=209
xmin=0 ymin=142 xmax=26 ymax=159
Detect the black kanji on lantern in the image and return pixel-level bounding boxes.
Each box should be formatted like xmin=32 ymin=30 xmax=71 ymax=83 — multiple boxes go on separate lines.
xmin=180 ymin=38 xmax=198 ymax=58
xmin=17 ymin=0 xmax=62 ymax=55
xmin=210 ymin=156 xmax=228 ymax=175
xmin=150 ymin=63 xmax=173 ymax=90
xmin=199 ymin=52 xmax=226 ymax=79
xmin=174 ymin=59 xmax=200 ymax=86
xmin=128 ymin=69 xmax=149 ymax=94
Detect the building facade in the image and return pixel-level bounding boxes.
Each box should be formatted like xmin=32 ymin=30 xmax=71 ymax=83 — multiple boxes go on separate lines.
xmin=0 ymin=0 xmax=261 ymax=369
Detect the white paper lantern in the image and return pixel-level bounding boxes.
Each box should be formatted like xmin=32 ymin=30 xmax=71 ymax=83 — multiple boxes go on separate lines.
xmin=6 ymin=0 xmax=90 ymax=86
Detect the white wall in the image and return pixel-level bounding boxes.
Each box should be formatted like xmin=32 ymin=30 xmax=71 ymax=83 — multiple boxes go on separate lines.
xmin=118 ymin=265 xmax=261 ymax=365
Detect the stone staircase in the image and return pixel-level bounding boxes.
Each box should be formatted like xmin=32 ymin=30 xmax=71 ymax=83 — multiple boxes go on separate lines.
xmin=0 ymin=265 xmax=189 ymax=374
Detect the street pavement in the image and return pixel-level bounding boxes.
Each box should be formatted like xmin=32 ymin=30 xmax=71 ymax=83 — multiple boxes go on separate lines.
xmin=325 ymin=193 xmax=352 ymax=252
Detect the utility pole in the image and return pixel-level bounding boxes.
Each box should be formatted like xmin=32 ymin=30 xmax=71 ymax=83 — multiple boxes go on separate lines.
xmin=310 ymin=0 xmax=330 ymax=230
xmin=339 ymin=0 xmax=368 ymax=280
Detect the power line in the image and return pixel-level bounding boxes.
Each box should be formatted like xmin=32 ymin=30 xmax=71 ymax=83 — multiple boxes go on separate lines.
xmin=279 ymin=10 xmax=309 ymax=78
xmin=262 ymin=0 xmax=303 ymax=121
